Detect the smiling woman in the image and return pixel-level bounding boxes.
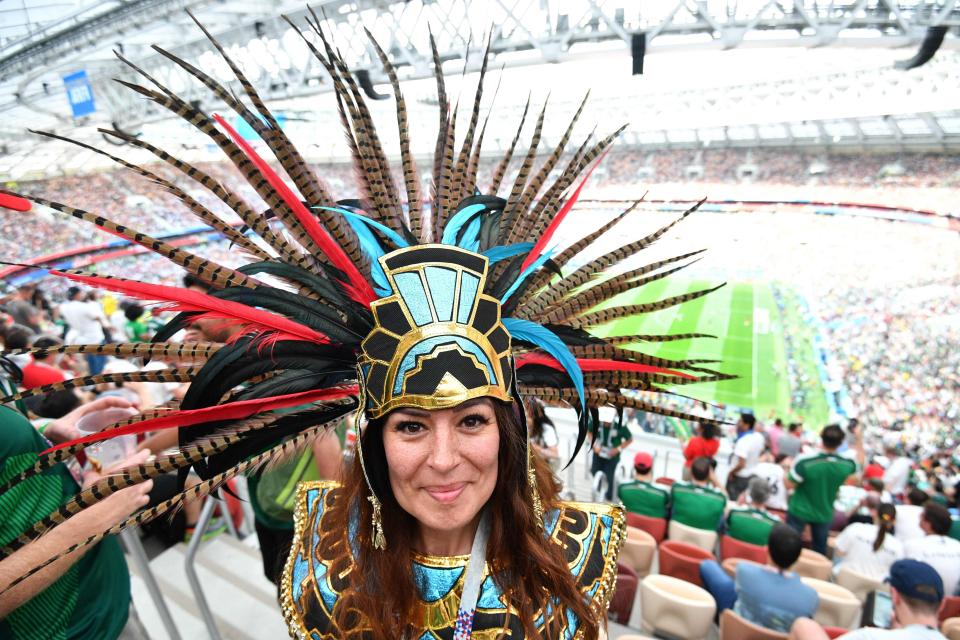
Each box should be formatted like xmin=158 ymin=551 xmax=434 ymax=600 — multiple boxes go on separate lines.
xmin=285 ymin=397 xmax=614 ymax=638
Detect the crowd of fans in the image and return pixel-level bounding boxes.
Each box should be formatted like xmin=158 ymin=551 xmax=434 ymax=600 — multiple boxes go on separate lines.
xmin=608 ymin=406 xmax=960 ymax=638
xmin=596 ymin=149 xmax=960 ymax=190
xmin=0 ymin=152 xmax=957 ymax=638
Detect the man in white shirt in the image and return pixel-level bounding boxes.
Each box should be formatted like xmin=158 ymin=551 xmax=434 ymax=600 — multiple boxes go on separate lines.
xmin=789 ymin=559 xmax=947 ymax=639
xmin=727 ymin=413 xmax=766 ymax=501
xmin=751 ymin=452 xmax=789 ymax=511
xmin=58 ymin=287 xmax=109 ymax=375
xmin=883 ymin=445 xmax=913 ymax=498
xmin=895 ymin=488 xmax=929 ymax=544
xmin=903 ymin=503 xmax=960 ymax=597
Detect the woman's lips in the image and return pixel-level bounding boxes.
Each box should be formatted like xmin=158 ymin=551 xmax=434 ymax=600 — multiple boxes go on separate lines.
xmin=424 ymin=482 xmax=467 ymax=504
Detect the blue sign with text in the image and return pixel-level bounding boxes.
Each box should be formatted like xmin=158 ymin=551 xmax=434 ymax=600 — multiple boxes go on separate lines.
xmin=63 ymin=70 xmax=96 ymax=117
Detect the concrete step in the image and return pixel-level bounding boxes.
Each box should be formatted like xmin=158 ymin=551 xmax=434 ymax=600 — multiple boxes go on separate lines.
xmin=127 ymin=532 xmax=287 ymax=640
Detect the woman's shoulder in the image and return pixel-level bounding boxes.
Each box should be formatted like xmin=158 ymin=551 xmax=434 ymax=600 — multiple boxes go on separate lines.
xmin=547 ymin=500 xmax=626 ymax=610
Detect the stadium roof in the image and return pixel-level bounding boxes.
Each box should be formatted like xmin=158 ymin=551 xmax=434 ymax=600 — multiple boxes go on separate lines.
xmin=3 ymin=0 xmax=960 ymax=179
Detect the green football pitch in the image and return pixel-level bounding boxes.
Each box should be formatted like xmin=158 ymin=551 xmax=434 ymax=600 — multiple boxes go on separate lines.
xmin=592 ymin=279 xmax=831 ymax=427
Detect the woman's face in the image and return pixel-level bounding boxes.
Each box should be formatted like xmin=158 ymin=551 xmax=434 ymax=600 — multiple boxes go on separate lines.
xmin=382 ymin=397 xmax=500 ymax=544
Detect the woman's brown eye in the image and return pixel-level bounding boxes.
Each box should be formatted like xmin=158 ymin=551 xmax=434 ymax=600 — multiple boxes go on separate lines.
xmin=396 ymin=422 xmax=423 ymax=434
xmin=462 ymin=414 xmax=489 ymax=428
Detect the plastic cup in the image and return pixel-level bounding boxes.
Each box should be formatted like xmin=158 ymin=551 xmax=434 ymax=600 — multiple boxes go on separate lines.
xmin=76 ymin=406 xmax=139 ymax=471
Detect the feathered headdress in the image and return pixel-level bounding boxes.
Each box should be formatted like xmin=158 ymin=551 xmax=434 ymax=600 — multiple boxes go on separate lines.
xmin=0 ymin=10 xmax=731 ymax=586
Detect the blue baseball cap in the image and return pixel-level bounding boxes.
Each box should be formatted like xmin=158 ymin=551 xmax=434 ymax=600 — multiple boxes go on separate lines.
xmin=886 ymin=559 xmax=944 ymax=604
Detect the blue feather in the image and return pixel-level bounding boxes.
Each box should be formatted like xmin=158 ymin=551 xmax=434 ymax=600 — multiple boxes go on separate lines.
xmin=316 ymin=206 xmax=410 ymax=251
xmin=314 ymin=206 xmax=393 ymax=293
xmin=441 ymin=203 xmax=485 ymax=246
xmin=460 ymin=216 xmax=482 ymax=251
xmin=502 ymin=317 xmax=584 ymax=410
xmin=482 ymin=242 xmax=534 ymax=265
xmin=498 ymin=249 xmax=554 ymax=304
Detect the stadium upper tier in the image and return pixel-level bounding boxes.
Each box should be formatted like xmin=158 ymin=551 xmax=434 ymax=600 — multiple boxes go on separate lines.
xmin=4 ymin=149 xmax=958 ymax=265
xmin=3 ymin=1 xmax=960 ymax=178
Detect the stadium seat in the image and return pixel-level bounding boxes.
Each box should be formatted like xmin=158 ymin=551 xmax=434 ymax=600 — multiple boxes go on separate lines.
xmin=722 ymin=556 xmax=763 ymax=579
xmin=655 ymin=476 xmax=676 ymax=486
xmin=668 ymin=519 xmax=719 ymax=553
xmin=720 ymin=535 xmax=769 ymax=565
xmin=659 ymin=539 xmax=716 ymax=587
xmin=640 ymin=574 xmax=716 ymax=640
xmin=625 ymin=512 xmax=667 ymax=544
xmin=719 ymin=608 xmax=788 ymax=640
xmin=801 ymin=577 xmax=862 ymax=629
xmin=608 ymin=563 xmax=638 ymax=624
xmin=942 ymin=617 xmax=960 ymax=640
xmin=940 ymin=596 xmax=960 ymax=624
xmin=789 ymin=548 xmax=833 ymax=581
xmin=835 ymin=565 xmax=887 ymax=603
xmin=621 ymin=526 xmax=656 ymax=577
xmin=823 ymin=627 xmax=848 ymax=639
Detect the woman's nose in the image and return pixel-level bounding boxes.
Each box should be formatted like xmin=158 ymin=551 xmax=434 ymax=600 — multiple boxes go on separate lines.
xmin=427 ymin=424 xmax=460 ymax=472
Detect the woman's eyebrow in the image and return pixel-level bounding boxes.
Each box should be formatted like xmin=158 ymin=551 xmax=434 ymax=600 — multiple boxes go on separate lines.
xmin=453 ymin=398 xmax=489 ymax=412
xmin=392 ymin=407 xmax=431 ymax=418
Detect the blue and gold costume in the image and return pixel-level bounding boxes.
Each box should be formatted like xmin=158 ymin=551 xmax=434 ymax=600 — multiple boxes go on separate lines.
xmin=282 ymin=481 xmax=625 ymax=639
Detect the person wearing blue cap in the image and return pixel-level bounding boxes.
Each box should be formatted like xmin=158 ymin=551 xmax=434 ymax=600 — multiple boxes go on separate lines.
xmin=788 ymin=559 xmax=947 ymax=639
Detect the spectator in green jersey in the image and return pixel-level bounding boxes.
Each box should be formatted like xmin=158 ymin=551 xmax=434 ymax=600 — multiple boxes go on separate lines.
xmin=589 ymin=407 xmax=633 ymax=501
xmin=0 ymin=396 xmax=152 ymax=640
xmin=618 ymin=452 xmax=669 ymax=519
xmin=672 ymin=457 xmax=728 ymax=531
xmin=786 ymin=424 xmax=858 ymax=555
xmin=726 ymin=476 xmax=782 ymax=546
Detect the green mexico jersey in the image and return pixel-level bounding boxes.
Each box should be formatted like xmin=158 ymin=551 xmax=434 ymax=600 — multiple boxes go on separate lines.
xmin=727 ymin=508 xmax=780 ymax=546
xmin=0 ymin=406 xmax=130 ymax=640
xmin=670 ymin=482 xmax=727 ymax=530
xmin=788 ymin=452 xmax=857 ymax=524
xmin=618 ymin=480 xmax=669 ymax=519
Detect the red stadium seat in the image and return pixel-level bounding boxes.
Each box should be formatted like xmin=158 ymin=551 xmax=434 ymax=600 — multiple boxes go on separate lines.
xmin=823 ymin=627 xmax=848 ymax=639
xmin=609 ymin=563 xmax=638 ymax=624
xmin=659 ymin=539 xmax=716 ymax=587
xmin=655 ymin=476 xmax=676 ymax=486
xmin=625 ymin=512 xmax=667 ymax=543
xmin=941 ymin=596 xmax=960 ymax=624
xmin=720 ymin=535 xmax=769 ymax=565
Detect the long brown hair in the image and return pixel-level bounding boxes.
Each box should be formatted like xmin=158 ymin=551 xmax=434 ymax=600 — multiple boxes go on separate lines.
xmin=874 ymin=503 xmax=896 ymax=552
xmin=320 ymin=400 xmax=600 ymax=638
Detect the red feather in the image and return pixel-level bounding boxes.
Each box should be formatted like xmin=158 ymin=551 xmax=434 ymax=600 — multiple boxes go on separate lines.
xmin=0 ymin=192 xmax=32 ymax=212
xmin=520 ymin=148 xmax=610 ymax=272
xmin=516 ymin=353 xmax=695 ymax=380
xmin=49 ymin=270 xmax=329 ymax=344
xmin=212 ymin=114 xmax=375 ymax=306
xmin=42 ymin=385 xmax=358 ymax=454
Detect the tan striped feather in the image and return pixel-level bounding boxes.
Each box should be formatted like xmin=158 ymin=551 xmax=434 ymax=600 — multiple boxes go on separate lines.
xmin=517 ymin=201 xmax=636 ymax=307
xmin=1 ymin=189 xmax=256 ymax=291
xmin=110 ymin=76 xmax=314 ymax=270
xmin=541 ymin=251 xmax=705 ymax=323
xmin=3 ymin=342 xmax=221 ymax=361
xmin=519 ymin=386 xmax=727 ymax=427
xmin=0 ymin=422 xmax=327 ymax=577
xmin=497 ymin=99 xmax=548 ymax=245
xmin=0 ymin=366 xmax=201 ymax=405
xmin=512 ymin=92 xmax=589 ymax=223
xmin=449 ymin=34 xmax=491 ymax=204
xmin=513 ymin=123 xmax=625 ymax=247
xmin=568 ymin=284 xmax=726 ymax=329
xmin=602 ymin=333 xmax=717 ymax=345
xmin=34 ymin=128 xmax=270 ymax=262
xmin=520 ymin=197 xmax=701 ymax=319
xmin=364 ymin=28 xmax=423 ymax=236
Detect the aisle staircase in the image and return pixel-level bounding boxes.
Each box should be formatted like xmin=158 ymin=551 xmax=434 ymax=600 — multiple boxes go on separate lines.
xmin=127 ymin=533 xmax=288 ymax=640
